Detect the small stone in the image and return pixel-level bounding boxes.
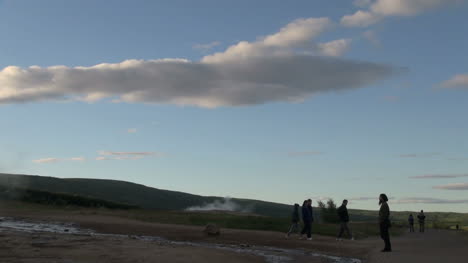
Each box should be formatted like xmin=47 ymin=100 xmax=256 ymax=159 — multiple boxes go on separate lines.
xmin=203 ymin=223 xmax=221 ymax=236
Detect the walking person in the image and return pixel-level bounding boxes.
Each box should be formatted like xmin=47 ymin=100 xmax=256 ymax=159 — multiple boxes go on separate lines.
xmin=336 ymin=199 xmax=354 ymax=241
xmin=300 ymin=199 xmax=313 ymax=240
xmin=285 ymin=204 xmax=300 ymax=238
xmin=307 ymin=198 xmax=314 ymax=234
xmin=408 ymin=214 xmax=415 ymax=232
xmin=379 ymin=193 xmax=392 ymax=252
xmin=418 ymin=210 xmax=426 ymax=233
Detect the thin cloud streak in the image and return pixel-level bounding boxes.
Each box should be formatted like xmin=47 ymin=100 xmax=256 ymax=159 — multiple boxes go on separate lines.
xmin=409 ymin=174 xmax=468 ymax=179
xmin=288 ymin=151 xmax=323 ymax=157
xmin=433 ymin=183 xmax=468 ymax=190
xmin=32 ymin=158 xmax=60 ymax=163
xmin=396 ymin=197 xmax=468 ymax=204
xmin=399 ymin=153 xmax=441 ymax=158
xmin=127 ymin=128 xmax=137 ymax=133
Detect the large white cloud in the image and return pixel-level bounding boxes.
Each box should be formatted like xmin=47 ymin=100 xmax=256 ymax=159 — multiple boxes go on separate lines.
xmin=342 ymin=0 xmax=462 ymax=27
xmin=0 ymin=17 xmax=398 ymax=108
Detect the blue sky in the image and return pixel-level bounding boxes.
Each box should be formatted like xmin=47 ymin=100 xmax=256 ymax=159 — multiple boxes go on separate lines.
xmin=1 ymin=0 xmax=468 ymax=212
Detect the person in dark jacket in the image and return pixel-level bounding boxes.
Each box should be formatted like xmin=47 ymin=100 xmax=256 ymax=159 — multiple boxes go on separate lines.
xmin=336 ymin=199 xmax=354 ymax=240
xmin=418 ymin=210 xmax=426 ymax=233
xmin=379 ymin=193 xmax=392 ymax=252
xmin=300 ymin=199 xmax=313 ymax=240
xmin=408 ymin=214 xmax=415 ymax=232
xmin=285 ymin=203 xmax=301 ymax=238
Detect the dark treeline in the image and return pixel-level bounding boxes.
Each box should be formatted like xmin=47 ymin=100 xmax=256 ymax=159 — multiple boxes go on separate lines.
xmin=0 ymin=185 xmax=138 ymax=209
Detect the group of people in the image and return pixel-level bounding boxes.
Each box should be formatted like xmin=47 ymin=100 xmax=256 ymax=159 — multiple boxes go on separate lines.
xmin=285 ymin=199 xmax=314 ymax=240
xmin=285 ymin=193 xmax=393 ymax=253
xmin=408 ymin=210 xmax=426 ymax=233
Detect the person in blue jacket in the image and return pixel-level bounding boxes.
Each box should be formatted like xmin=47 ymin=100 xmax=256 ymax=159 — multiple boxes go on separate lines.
xmin=300 ymin=199 xmax=313 ymax=240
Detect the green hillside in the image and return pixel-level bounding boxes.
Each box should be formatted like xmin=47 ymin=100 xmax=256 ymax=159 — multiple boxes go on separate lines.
xmin=1 ymin=173 xmax=467 ymax=226
xmin=0 ymin=173 xmax=291 ymax=217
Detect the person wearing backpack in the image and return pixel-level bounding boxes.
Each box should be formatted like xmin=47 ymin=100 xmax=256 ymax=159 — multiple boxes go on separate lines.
xmin=285 ymin=203 xmax=301 ymax=238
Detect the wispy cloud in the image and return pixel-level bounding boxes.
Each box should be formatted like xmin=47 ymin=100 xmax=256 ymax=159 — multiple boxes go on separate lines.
xmin=0 ymin=17 xmax=398 ymax=108
xmin=362 ymin=30 xmax=381 ymax=47
xmin=342 ymin=0 xmax=461 ymax=27
xmin=33 ymin=157 xmax=86 ymax=163
xmin=410 ymin=174 xmax=468 ymax=179
xmin=349 ymin=197 xmax=376 ymax=201
xmin=447 ymin=157 xmax=468 ymax=161
xmin=288 ymin=151 xmax=323 ymax=157
xmin=433 ymin=183 xmax=468 ymax=190
xmin=193 ymin=41 xmax=222 ymax=52
xmin=98 ymin=151 xmax=157 ymax=156
xmin=349 ymin=196 xmax=395 ymax=201
xmin=396 ymin=197 xmax=468 ymax=204
xmin=127 ymin=128 xmax=137 ymax=133
xmin=32 ymin=158 xmax=60 ymax=163
xmin=383 ymin=95 xmax=399 ymax=102
xmin=399 ymin=153 xmax=441 ymax=158
xmin=440 ymin=74 xmax=468 ymax=89
xmin=69 ymin=157 xmax=85 ymax=161
xmin=95 ymin=151 xmax=161 ymax=161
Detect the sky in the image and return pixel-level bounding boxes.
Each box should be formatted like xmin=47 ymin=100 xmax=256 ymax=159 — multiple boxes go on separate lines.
xmin=1 ymin=0 xmax=468 ymax=212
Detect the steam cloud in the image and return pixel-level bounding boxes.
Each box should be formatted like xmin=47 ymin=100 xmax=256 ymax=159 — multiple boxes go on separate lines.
xmin=185 ymin=198 xmax=251 ymax=212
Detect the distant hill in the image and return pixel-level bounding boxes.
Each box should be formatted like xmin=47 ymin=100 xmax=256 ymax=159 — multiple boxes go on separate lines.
xmin=0 ymin=173 xmax=292 ymax=217
xmin=1 ymin=173 xmax=467 ymax=224
xmin=0 ymin=184 xmax=137 ymax=209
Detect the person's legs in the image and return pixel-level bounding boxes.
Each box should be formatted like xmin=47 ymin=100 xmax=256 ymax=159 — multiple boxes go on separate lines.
xmin=344 ymin=222 xmax=353 ymax=239
xmin=287 ymin=223 xmax=299 ymax=237
xmin=306 ymin=222 xmax=312 ymax=239
xmin=422 ymin=223 xmax=425 ymax=232
xmin=301 ymin=222 xmax=306 ymax=235
xmin=337 ymin=222 xmax=345 ymax=238
xmin=380 ymin=223 xmax=391 ymax=251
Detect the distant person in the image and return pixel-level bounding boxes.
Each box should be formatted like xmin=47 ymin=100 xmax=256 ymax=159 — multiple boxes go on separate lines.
xmin=285 ymin=203 xmax=300 ymax=238
xmin=456 ymin=224 xmax=460 ymax=231
xmin=418 ymin=210 xmax=426 ymax=233
xmin=307 ymin=198 xmax=314 ymax=238
xmin=336 ymin=199 xmax=354 ymax=241
xmin=379 ymin=193 xmax=392 ymax=252
xmin=408 ymin=214 xmax=415 ymax=232
xmin=300 ymin=199 xmax=313 ymax=240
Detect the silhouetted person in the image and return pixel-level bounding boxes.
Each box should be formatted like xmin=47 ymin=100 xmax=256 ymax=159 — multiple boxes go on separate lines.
xmin=456 ymin=224 xmax=460 ymax=231
xmin=337 ymin=199 xmax=354 ymax=240
xmin=285 ymin=203 xmax=300 ymax=238
xmin=379 ymin=193 xmax=392 ymax=252
xmin=408 ymin=214 xmax=415 ymax=232
xmin=300 ymin=199 xmax=313 ymax=240
xmin=418 ymin=210 xmax=426 ymax=233
xmin=307 ymin=198 xmax=314 ymax=230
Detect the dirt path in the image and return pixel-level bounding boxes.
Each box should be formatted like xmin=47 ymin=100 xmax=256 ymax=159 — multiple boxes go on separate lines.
xmin=367 ymin=230 xmax=468 ymax=263
xmin=0 ymin=210 xmax=369 ymax=262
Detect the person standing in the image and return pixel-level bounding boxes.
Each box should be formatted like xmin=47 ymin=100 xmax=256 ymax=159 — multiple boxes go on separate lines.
xmin=408 ymin=214 xmax=415 ymax=232
xmin=300 ymin=199 xmax=312 ymax=240
xmin=418 ymin=210 xmax=426 ymax=233
xmin=307 ymin=198 xmax=314 ymax=234
xmin=337 ymin=199 xmax=354 ymax=240
xmin=285 ymin=203 xmax=300 ymax=238
xmin=379 ymin=193 xmax=392 ymax=252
